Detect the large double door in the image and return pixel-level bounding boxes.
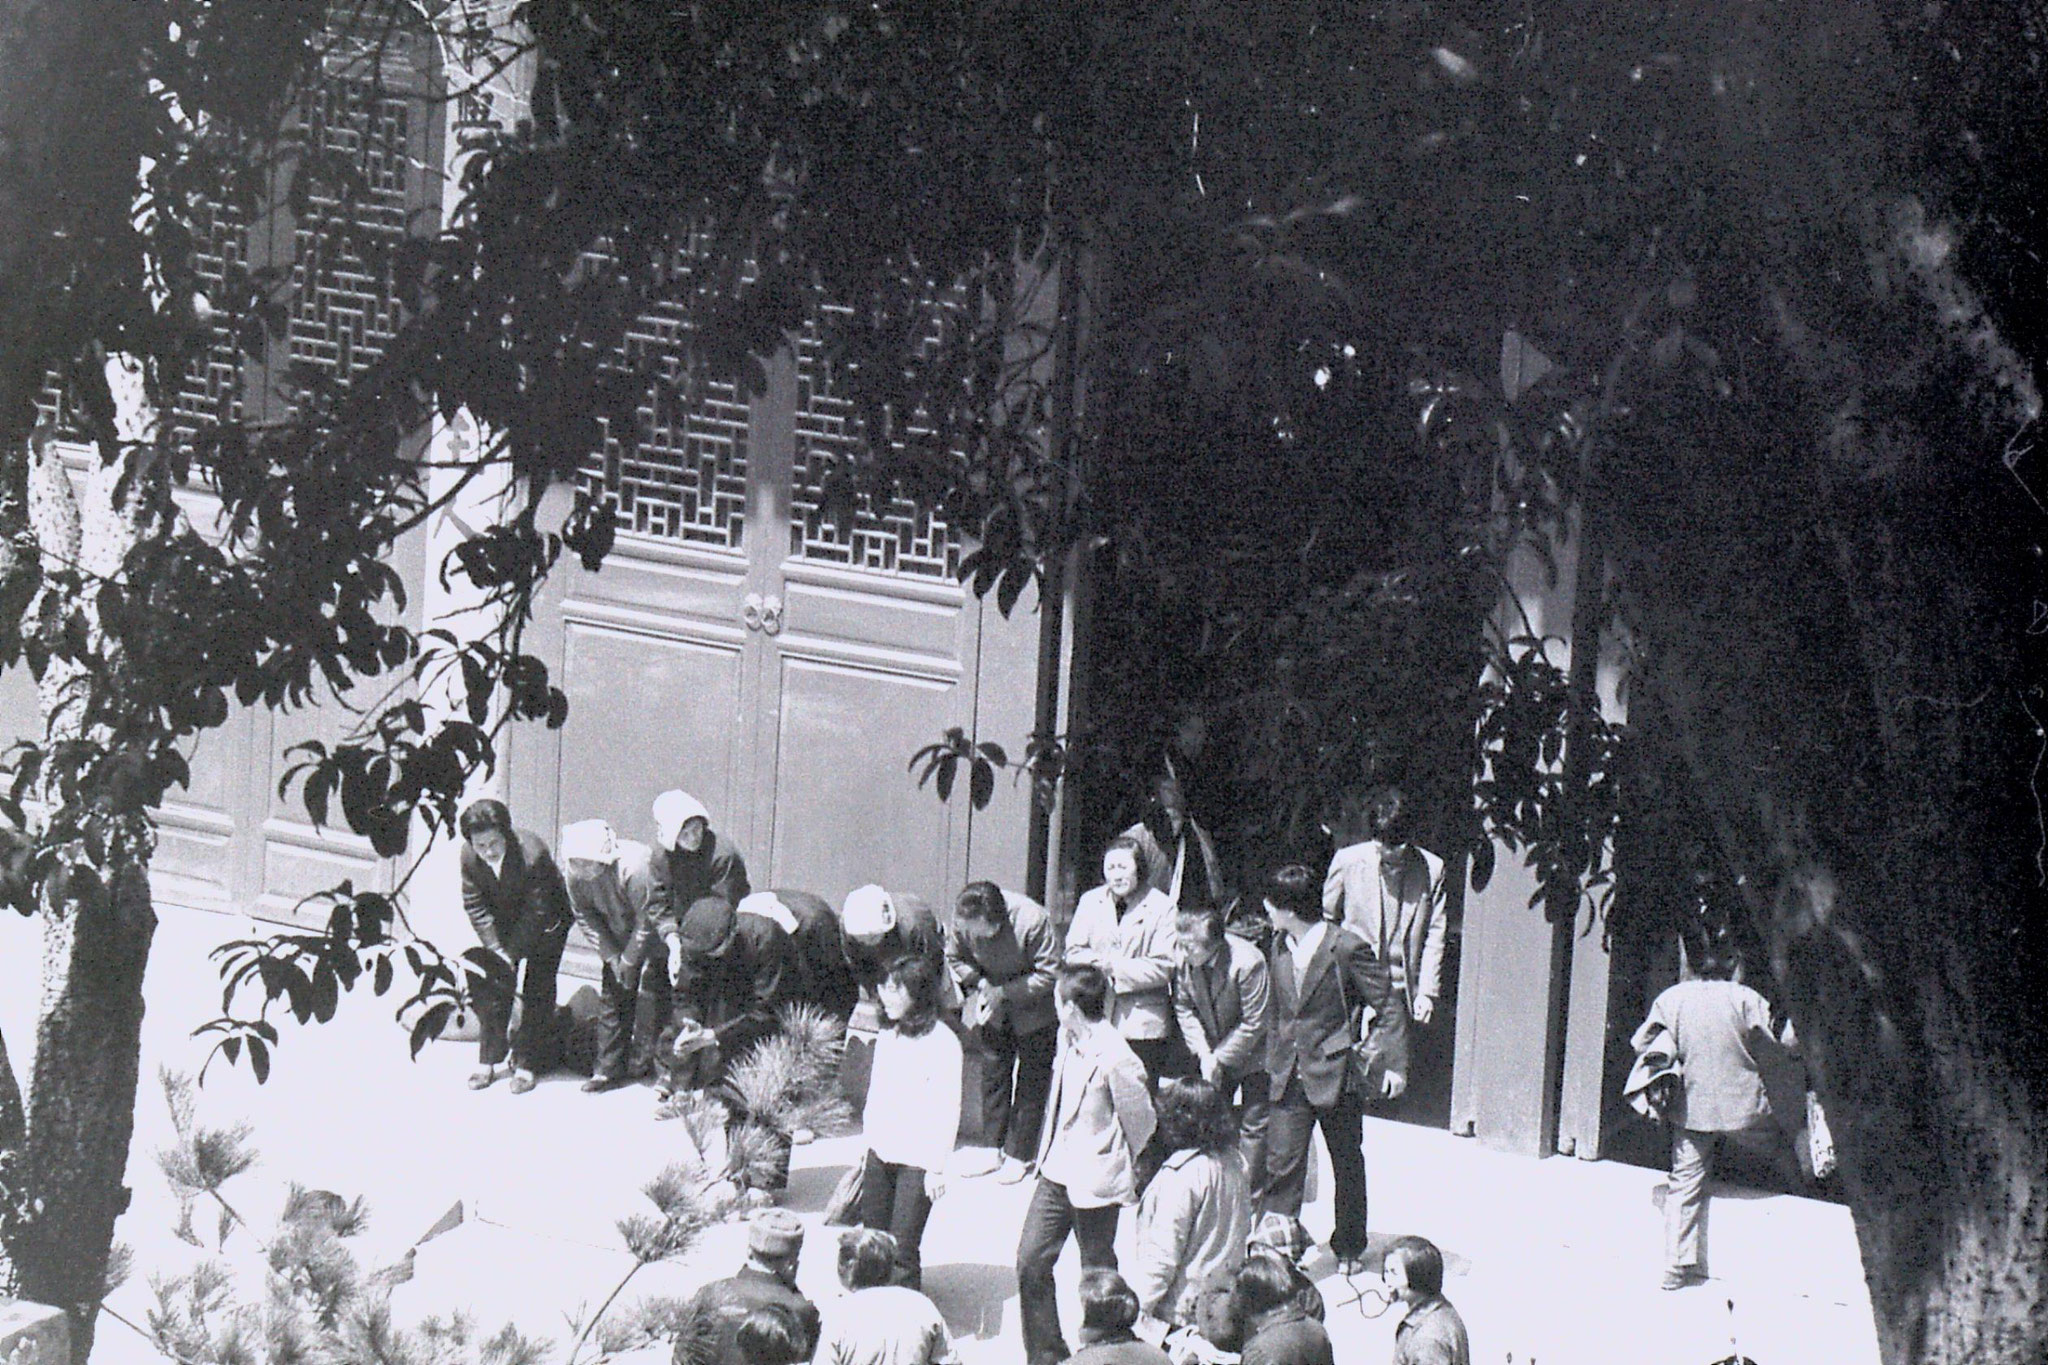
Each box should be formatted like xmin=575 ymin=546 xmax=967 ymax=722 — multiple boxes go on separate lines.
xmin=505 ymin=327 xmax=1039 ymax=958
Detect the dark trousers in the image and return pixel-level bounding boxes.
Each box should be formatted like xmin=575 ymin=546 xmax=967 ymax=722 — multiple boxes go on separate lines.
xmin=596 ymin=949 xmax=672 ymax=1080
xmin=475 ymin=931 xmax=566 ymax=1073
xmin=1261 ymin=1075 xmax=1368 ymax=1258
xmin=858 ymin=1150 xmax=933 ymax=1289
xmin=1222 ymin=1067 xmax=1273 ymax=1198
xmin=1016 ymin=1178 xmax=1122 ymax=1365
xmin=980 ymin=1022 xmax=1059 ymax=1161
xmin=1127 ymin=1035 xmax=1193 ymax=1089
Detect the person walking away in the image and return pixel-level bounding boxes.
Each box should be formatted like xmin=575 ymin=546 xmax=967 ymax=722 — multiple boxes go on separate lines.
xmin=560 ymin=819 xmax=669 ymax=1092
xmin=1127 ymin=1079 xmax=1253 ymax=1342
xmin=458 ymin=799 xmax=572 ymax=1094
xmin=1069 ymin=1273 xmax=1173 ymax=1365
xmin=1633 ymin=946 xmax=1799 ymax=1290
xmin=858 ymin=953 xmax=963 ymax=1289
xmin=1382 ymin=1235 xmax=1469 ymax=1365
xmin=1173 ymin=902 xmax=1271 ymax=1190
xmin=1066 ymin=838 xmax=1183 ymax=1083
xmin=687 ymin=1210 xmax=819 ymax=1365
xmin=1017 ymin=964 xmax=1158 ymax=1365
xmin=1257 ymin=864 xmax=1409 ymax=1275
xmin=811 ymin=1229 xmax=957 ymax=1365
xmin=947 ymin=880 xmax=1061 ymax=1182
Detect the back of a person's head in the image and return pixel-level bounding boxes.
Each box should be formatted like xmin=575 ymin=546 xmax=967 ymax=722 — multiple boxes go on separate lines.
xmin=734 ymin=1306 xmax=804 ymax=1365
xmin=1057 ymin=962 xmax=1111 ymax=1021
xmin=1155 ymin=1077 xmax=1238 ymax=1156
xmin=1695 ymin=946 xmax=1739 ymax=981
xmin=1385 ymin=1234 xmax=1446 ymax=1297
xmin=1078 ymin=1270 xmax=1141 ymax=1336
xmin=1231 ymin=1251 xmax=1300 ymax=1321
xmin=956 ymin=880 xmax=1008 ymax=926
xmin=1264 ymin=863 xmax=1320 ymax=921
xmin=838 ymin=1227 xmax=898 ymax=1291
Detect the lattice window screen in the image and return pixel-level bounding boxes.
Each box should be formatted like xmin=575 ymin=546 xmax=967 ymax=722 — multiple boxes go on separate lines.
xmin=789 ymin=302 xmax=963 ymax=580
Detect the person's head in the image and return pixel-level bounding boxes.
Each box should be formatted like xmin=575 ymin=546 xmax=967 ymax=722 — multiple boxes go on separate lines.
xmin=837 ymin=1227 xmax=898 ymax=1291
xmin=459 ymin=799 xmax=513 ymax=863
xmin=879 ymin=952 xmax=942 ymax=1037
xmin=1170 ymin=705 xmax=1208 ymax=759
xmin=1078 ymin=1271 xmax=1142 ymax=1340
xmin=1261 ymin=863 xmax=1321 ymax=936
xmin=841 ymin=883 xmax=899 ymax=947
xmin=1155 ymin=1077 xmax=1238 ymax=1157
xmin=1695 ymin=945 xmax=1739 ymax=981
xmin=1368 ymin=784 xmax=1409 ymax=843
xmin=1245 ymin=1212 xmax=1313 ymax=1269
xmin=1101 ymin=837 xmax=1147 ymax=900
xmin=1382 ymin=1235 xmax=1446 ymax=1302
xmin=1175 ymin=903 xmax=1226 ymax=968
xmin=954 ymin=881 xmax=1011 ymax=937
xmin=652 ymin=789 xmax=712 ymax=853
xmin=1152 ymin=769 xmax=1187 ymax=822
xmin=1229 ymin=1252 xmax=1301 ymax=1325
xmin=675 ymin=896 xmax=738 ymax=964
xmin=558 ymin=819 xmax=618 ymax=875
xmin=745 ymin=1209 xmax=805 ymax=1285
xmin=1055 ymin=962 xmax=1111 ymax=1033
xmin=734 ymin=1306 xmax=804 ymax=1365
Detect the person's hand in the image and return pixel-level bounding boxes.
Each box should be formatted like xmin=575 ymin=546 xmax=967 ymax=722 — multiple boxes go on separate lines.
xmin=924 ymin=1170 xmax=947 ymax=1201
xmin=1380 ymin=1069 xmax=1407 ymax=1101
xmin=1411 ymin=995 xmax=1434 ymax=1024
xmin=1200 ymin=1054 xmax=1224 ymax=1086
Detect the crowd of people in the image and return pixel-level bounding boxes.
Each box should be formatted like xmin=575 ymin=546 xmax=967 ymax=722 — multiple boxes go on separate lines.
xmin=451 ymin=775 xmax=1485 ymax=1365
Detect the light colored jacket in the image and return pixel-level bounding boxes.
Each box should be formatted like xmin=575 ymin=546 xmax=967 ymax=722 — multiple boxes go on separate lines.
xmin=1632 ymin=978 xmax=1783 ymax=1132
xmin=1323 ymin=840 xmax=1448 ymax=1011
xmin=564 ymin=839 xmax=663 ymax=969
xmin=1036 ymin=1023 xmax=1157 ymax=1208
xmin=1065 ymin=885 xmax=1178 ymax=1040
xmin=1175 ymin=934 xmax=1269 ymax=1078
xmin=1128 ymin=1147 xmax=1252 ymax=1328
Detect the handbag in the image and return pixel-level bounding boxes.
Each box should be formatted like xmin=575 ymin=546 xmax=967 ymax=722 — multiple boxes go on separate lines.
xmin=823 ymin=1156 xmax=868 ymax=1226
xmin=1328 ymin=936 xmax=1385 ymax=1102
xmin=1806 ymin=1090 xmax=1837 ymax=1179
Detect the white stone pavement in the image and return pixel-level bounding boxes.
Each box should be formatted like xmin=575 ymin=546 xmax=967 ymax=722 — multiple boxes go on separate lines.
xmin=2 ymin=905 xmax=1880 ymax=1365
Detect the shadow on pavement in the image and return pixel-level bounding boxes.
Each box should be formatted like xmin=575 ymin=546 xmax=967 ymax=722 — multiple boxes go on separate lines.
xmin=922 ymin=1263 xmax=1014 ymax=1342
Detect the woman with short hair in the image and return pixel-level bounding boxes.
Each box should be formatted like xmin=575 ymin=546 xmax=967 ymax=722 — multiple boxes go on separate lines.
xmin=856 ymin=953 xmax=963 ymax=1290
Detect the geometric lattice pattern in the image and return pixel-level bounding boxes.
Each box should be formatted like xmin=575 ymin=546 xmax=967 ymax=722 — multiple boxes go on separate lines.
xmin=170 ymin=192 xmax=253 ymax=434
xmin=576 ymin=291 xmax=751 ymax=551
xmin=789 ymin=303 xmax=962 ymax=580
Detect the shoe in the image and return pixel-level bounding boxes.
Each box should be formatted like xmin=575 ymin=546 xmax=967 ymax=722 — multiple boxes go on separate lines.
xmin=995 ymin=1157 xmax=1033 ymax=1185
xmin=509 ymin=1070 xmax=538 ymax=1095
xmin=1661 ymin=1266 xmax=1707 ymax=1291
xmin=955 ymin=1149 xmax=1003 ymax=1179
xmin=467 ymin=1067 xmax=501 ymax=1090
xmin=582 ymin=1074 xmax=625 ymax=1094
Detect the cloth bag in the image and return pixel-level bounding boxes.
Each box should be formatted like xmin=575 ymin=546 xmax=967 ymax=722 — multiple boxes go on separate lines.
xmin=823 ymin=1156 xmax=867 ymax=1226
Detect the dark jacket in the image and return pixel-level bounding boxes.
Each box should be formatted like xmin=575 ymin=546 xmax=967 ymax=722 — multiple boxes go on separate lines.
xmin=746 ymin=889 xmax=860 ymax=1022
xmin=946 ymin=889 xmax=1061 ymax=1036
xmin=1069 ymin=1333 xmax=1173 ymax=1365
xmin=653 ymin=832 xmax=751 ymax=933
xmin=1265 ymin=925 xmax=1409 ymax=1109
xmin=673 ymin=910 xmax=799 ymax=1054
xmin=687 ymin=1265 xmax=820 ymax=1365
xmin=565 ymin=839 xmax=664 ymax=970
xmin=1238 ymin=1306 xmax=1335 ymax=1365
xmin=459 ymin=829 xmax=572 ymax=960
xmin=1392 ymin=1295 xmax=1471 ymax=1365
xmin=844 ymin=891 xmax=949 ymax=996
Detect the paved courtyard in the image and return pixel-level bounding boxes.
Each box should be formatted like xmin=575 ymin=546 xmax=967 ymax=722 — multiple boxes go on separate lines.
xmin=2 ymin=903 xmax=1880 ymax=1365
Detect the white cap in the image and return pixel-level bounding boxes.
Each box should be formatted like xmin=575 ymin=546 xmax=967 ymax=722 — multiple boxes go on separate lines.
xmin=652 ymin=790 xmax=711 ymax=848
xmin=559 ymin=819 xmax=618 ymax=865
xmin=842 ymin=884 xmax=897 ymax=938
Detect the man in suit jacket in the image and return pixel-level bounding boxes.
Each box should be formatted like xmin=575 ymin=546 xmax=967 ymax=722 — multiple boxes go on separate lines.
xmin=1258 ymin=863 xmax=1408 ymax=1274
xmin=1322 ymin=785 xmax=1447 ymax=1026
xmin=560 ymin=819 xmax=669 ymax=1091
xmin=458 ymin=799 xmax=573 ymax=1094
xmin=1174 ymin=901 xmax=1271 ymax=1189
xmin=1122 ymin=769 xmax=1225 ymax=913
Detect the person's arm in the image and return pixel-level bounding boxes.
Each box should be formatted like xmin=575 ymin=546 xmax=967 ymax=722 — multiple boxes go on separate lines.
xmin=646 ymin=846 xmax=681 ymax=941
xmin=1175 ymin=965 xmax=1215 ymax=1077
xmin=1347 ymin=941 xmax=1410 ymax=1098
xmin=716 ymin=929 xmax=792 ymax=1049
xmin=1322 ymin=847 xmax=1352 ymax=920
xmin=1412 ymin=851 xmax=1449 ymax=1020
xmin=1108 ymin=1052 xmax=1158 ymax=1162
xmin=1110 ymin=900 xmax=1176 ymax=996
xmin=945 ymin=923 xmax=986 ymax=993
xmin=709 ymin=842 xmax=750 ymax=906
xmin=1001 ymin=907 xmax=1061 ymax=1008
xmin=1127 ymin=1174 xmax=1191 ymax=1327
xmin=567 ymin=879 xmax=626 ymax=969
xmin=1211 ymin=952 xmax=1269 ymax=1076
xmin=1063 ymin=896 xmax=1106 ymax=965
xmin=459 ymin=852 xmax=506 ymax=954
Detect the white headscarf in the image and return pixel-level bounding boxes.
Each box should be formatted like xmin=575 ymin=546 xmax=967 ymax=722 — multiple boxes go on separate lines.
xmin=559 ymin=819 xmax=618 ymax=865
xmin=651 ymin=790 xmax=711 ymax=849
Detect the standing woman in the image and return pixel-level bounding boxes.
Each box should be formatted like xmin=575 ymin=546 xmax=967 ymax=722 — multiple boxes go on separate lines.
xmin=458 ymin=799 xmax=573 ymax=1094
xmin=858 ymin=953 xmax=963 ymax=1290
xmin=1065 ymin=837 xmax=1182 ymax=1083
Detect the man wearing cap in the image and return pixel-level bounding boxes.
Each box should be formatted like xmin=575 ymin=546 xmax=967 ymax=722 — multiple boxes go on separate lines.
xmin=841 ymin=883 xmax=953 ymax=1007
xmin=667 ymin=894 xmax=800 ymax=1091
xmin=739 ymin=888 xmax=861 ymax=1026
xmin=457 ymin=799 xmax=573 ymax=1094
xmin=687 ymin=1209 xmax=820 ymax=1365
xmin=560 ymin=819 xmax=669 ymax=1093
xmin=650 ymin=789 xmax=752 ymax=966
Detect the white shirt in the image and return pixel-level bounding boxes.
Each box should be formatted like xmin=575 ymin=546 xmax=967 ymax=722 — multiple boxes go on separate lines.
xmin=862 ymin=1022 xmax=963 ymax=1174
xmin=813 ymin=1285 xmax=955 ymax=1365
xmin=1287 ymin=920 xmax=1328 ymax=982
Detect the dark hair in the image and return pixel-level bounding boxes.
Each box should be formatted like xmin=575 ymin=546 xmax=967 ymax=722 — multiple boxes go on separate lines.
xmin=838 ymin=1228 xmax=897 ymax=1290
xmin=882 ymin=952 xmax=943 ymax=1037
xmin=734 ymin=1307 xmax=804 ymax=1365
xmin=956 ymin=880 xmax=1009 ymax=925
xmin=1057 ymin=962 xmax=1111 ymax=1021
xmin=1230 ymin=1253 xmax=1300 ymax=1321
xmin=1263 ymin=864 xmax=1321 ymax=922
xmin=1384 ymin=1235 xmax=1445 ymax=1297
xmin=1155 ymin=1077 xmax=1238 ymax=1156
xmin=1176 ymin=901 xmax=1225 ymax=944
xmin=1103 ymin=835 xmax=1150 ymax=881
xmin=1079 ymin=1271 xmax=1141 ymax=1335
xmin=1695 ymin=945 xmax=1739 ymax=981
xmin=459 ymin=799 xmax=513 ymax=841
